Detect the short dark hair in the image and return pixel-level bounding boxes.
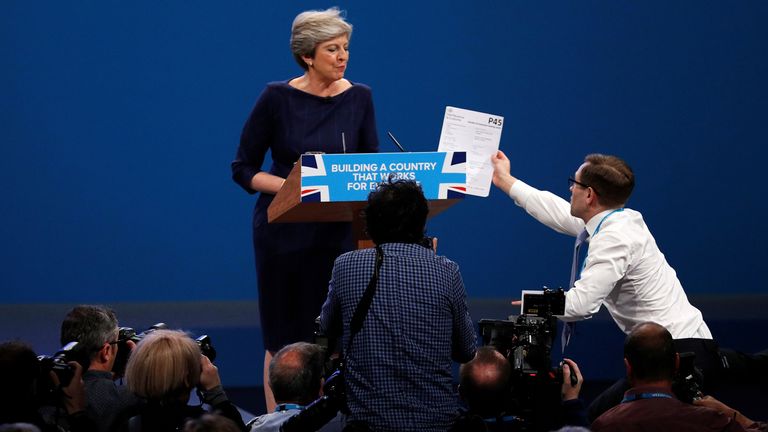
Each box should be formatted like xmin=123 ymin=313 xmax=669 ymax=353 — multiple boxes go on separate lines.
xmin=364 ymin=178 xmax=428 ymax=245
xmin=60 ymin=305 xmax=118 ymax=364
xmin=459 ymin=346 xmax=512 ymax=417
xmin=581 ymin=154 xmax=635 ymax=207
xmin=269 ymin=342 xmax=325 ymax=405
xmin=624 ymin=322 xmax=676 ymax=382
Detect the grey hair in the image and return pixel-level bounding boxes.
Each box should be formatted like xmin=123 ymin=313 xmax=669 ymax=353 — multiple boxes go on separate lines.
xmin=60 ymin=305 xmax=119 ymax=362
xmin=290 ymin=7 xmax=352 ymax=70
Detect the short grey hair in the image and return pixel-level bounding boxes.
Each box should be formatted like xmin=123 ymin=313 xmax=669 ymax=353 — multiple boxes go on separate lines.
xmin=60 ymin=305 xmax=119 ymax=362
xmin=290 ymin=7 xmax=352 ymax=70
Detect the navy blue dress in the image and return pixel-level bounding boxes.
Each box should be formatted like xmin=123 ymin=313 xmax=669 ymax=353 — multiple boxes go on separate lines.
xmin=232 ymin=80 xmax=379 ymax=351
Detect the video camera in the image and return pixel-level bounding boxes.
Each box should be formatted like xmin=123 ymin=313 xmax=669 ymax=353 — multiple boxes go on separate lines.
xmin=112 ymin=323 xmax=217 ymax=376
xmin=673 ymin=351 xmax=704 ymax=403
xmin=36 ymin=341 xmax=79 ymax=404
xmin=477 ymin=288 xmax=568 ymax=431
xmin=479 ymin=289 xmax=564 ymax=375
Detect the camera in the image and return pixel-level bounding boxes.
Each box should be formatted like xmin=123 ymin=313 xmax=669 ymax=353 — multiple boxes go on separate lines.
xmin=195 ymin=334 xmax=217 ymax=362
xmin=673 ymin=351 xmax=704 ymax=403
xmin=112 ymin=323 xmax=217 ymax=376
xmin=479 ymin=289 xmax=564 ymax=375
xmin=36 ymin=341 xmax=79 ymax=404
xmin=279 ymin=368 xmax=346 ymax=432
xmin=313 ymin=316 xmax=342 ymax=378
xmin=477 ymin=288 xmax=567 ymax=431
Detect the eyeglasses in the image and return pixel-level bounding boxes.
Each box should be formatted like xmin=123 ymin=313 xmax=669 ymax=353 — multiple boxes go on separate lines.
xmin=568 ymin=177 xmax=590 ymax=189
xmin=92 ymin=340 xmax=119 ymax=352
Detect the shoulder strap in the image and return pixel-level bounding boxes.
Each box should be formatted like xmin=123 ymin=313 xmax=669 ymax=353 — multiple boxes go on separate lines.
xmin=345 ymin=245 xmax=383 ymax=353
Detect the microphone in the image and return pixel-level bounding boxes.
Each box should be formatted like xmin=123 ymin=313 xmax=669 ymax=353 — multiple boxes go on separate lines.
xmin=386 ymin=131 xmax=407 ymax=152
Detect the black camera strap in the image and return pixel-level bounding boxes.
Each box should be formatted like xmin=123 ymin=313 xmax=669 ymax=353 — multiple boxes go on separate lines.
xmin=344 ymin=245 xmax=384 ymax=356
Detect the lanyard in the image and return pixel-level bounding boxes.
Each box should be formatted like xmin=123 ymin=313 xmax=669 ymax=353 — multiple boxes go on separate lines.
xmin=275 ymin=403 xmax=304 ymax=412
xmin=580 ymin=208 xmax=624 ymax=272
xmin=621 ymin=392 xmax=673 ymax=403
xmin=483 ymin=415 xmax=519 ymax=424
xmin=593 ymin=208 xmax=625 ymax=236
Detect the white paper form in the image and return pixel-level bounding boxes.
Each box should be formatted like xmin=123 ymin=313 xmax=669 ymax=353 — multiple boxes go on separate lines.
xmin=437 ymin=106 xmax=504 ymax=197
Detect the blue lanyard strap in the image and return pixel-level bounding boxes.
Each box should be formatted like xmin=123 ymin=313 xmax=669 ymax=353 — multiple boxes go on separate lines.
xmin=483 ymin=415 xmax=519 ymax=424
xmin=275 ymin=403 xmax=304 ymax=412
xmin=593 ymin=208 xmax=625 ymax=236
xmin=580 ymin=208 xmax=624 ymax=273
xmin=621 ymin=392 xmax=673 ymax=403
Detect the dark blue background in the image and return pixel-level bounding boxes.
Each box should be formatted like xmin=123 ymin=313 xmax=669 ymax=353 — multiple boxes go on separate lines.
xmin=2 ymin=1 xmax=767 ymax=391
xmin=3 ymin=1 xmax=766 ymax=302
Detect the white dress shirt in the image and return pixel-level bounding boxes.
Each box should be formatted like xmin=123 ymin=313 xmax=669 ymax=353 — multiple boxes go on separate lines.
xmin=507 ymin=180 xmax=712 ymax=339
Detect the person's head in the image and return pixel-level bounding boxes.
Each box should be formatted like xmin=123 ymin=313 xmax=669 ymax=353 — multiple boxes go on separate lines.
xmin=458 ymin=347 xmax=512 ymax=418
xmin=0 ymin=341 xmax=38 ymax=414
xmin=569 ymin=154 xmax=634 ymax=219
xmin=125 ymin=329 xmax=201 ymax=403
xmin=364 ymin=178 xmax=428 ymax=245
xmin=623 ymin=321 xmax=678 ymax=385
xmin=183 ymin=414 xmax=240 ymax=432
xmin=291 ymin=7 xmax=352 ymax=73
xmin=60 ymin=305 xmax=119 ymax=371
xmin=268 ymin=342 xmax=325 ymax=405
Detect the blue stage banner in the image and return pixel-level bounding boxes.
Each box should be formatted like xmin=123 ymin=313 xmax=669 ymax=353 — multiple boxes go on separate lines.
xmin=300 ymin=152 xmax=466 ymax=202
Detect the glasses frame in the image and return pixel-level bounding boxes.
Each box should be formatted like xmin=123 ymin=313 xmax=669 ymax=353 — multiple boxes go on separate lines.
xmin=568 ymin=177 xmax=590 ymax=189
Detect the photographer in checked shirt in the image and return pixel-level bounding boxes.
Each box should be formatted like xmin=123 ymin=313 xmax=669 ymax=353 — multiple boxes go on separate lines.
xmin=319 ymin=178 xmax=477 ymax=432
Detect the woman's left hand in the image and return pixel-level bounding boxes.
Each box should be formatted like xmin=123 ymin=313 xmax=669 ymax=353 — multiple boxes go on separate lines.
xmin=199 ymin=354 xmax=222 ymax=391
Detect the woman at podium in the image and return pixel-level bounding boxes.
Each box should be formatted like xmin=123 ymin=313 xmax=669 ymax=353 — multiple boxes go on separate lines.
xmin=231 ymin=7 xmax=379 ymax=411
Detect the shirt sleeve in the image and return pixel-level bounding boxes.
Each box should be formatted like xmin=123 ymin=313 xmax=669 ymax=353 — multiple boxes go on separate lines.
xmin=563 ymin=229 xmax=631 ymax=321
xmin=231 ymin=86 xmax=276 ymax=194
xmin=508 ymin=180 xmax=584 ymax=236
xmin=449 ymin=265 xmax=477 ymax=363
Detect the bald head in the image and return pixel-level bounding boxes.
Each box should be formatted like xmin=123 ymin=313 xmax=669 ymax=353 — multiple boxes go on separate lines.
xmin=459 ymin=347 xmax=512 ymax=417
xmin=268 ymin=342 xmax=324 ymax=405
xmin=624 ymin=322 xmax=677 ymax=383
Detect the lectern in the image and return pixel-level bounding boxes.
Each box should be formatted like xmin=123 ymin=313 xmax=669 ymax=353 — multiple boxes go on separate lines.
xmin=268 ymin=152 xmax=466 ymax=249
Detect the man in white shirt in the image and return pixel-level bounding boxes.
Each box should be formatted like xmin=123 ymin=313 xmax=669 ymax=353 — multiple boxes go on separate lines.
xmin=488 ymin=151 xmax=766 ymax=420
xmin=490 ymin=151 xmax=710 ymax=340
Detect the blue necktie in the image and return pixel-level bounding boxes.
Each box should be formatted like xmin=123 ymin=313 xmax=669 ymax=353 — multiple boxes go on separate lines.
xmin=562 ymin=229 xmax=589 ymax=352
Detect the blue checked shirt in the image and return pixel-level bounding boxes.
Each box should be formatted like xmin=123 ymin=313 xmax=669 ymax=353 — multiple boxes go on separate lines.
xmin=320 ymin=243 xmax=477 ymax=432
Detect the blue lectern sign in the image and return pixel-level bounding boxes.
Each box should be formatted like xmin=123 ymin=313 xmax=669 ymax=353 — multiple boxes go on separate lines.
xmin=300 ymin=152 xmax=466 ymax=202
